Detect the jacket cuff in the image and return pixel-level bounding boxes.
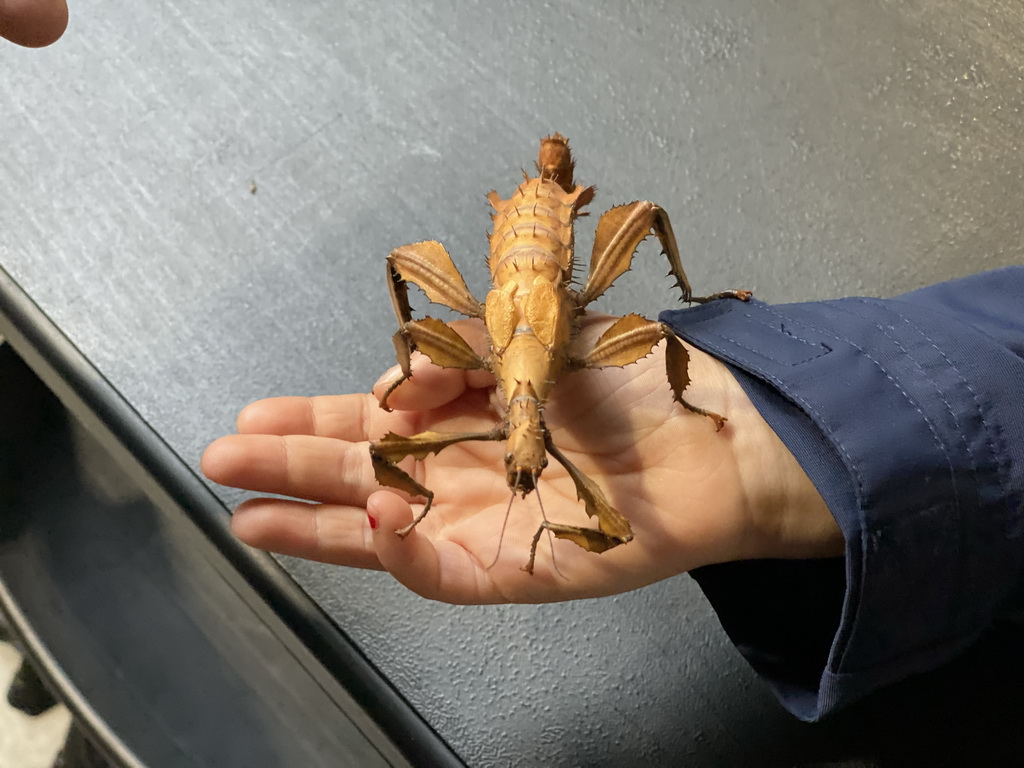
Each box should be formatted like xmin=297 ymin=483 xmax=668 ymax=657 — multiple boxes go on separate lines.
xmin=661 ymin=292 xmax=1021 ymax=720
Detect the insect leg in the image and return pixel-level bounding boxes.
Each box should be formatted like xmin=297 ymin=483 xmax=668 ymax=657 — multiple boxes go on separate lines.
xmin=380 ymin=281 xmax=488 ymax=410
xmin=370 ymin=426 xmax=505 ymax=536
xmin=522 ymin=435 xmax=633 ymax=574
xmin=567 ymin=314 xmax=725 ymax=429
xmin=380 ymin=318 xmax=488 ymax=410
xmin=662 ymin=329 xmax=726 ymax=430
xmin=577 ymin=201 xmax=751 ymax=307
xmin=380 ymin=242 xmax=487 ymax=410
xmin=380 ymin=259 xmax=420 ymax=409
xmin=388 ymin=241 xmax=484 ymax=318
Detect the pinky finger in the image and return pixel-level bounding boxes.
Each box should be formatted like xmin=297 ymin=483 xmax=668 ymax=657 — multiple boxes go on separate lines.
xmin=231 ymin=498 xmax=383 ymax=571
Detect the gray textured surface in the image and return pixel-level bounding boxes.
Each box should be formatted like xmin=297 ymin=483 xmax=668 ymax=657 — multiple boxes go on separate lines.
xmin=2 ymin=1 xmax=1022 ymax=765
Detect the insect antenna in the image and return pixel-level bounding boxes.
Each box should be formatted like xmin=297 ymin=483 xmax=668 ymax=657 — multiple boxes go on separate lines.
xmin=534 ymin=473 xmax=566 ymax=579
xmin=484 ymin=490 xmax=516 ymax=571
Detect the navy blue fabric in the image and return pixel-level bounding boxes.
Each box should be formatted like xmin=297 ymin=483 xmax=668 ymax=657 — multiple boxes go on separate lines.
xmin=660 ymin=266 xmax=1024 ymax=721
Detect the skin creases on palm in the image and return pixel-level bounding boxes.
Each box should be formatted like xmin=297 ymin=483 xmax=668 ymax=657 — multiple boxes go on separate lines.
xmin=370 ymin=327 xmax=723 ymax=581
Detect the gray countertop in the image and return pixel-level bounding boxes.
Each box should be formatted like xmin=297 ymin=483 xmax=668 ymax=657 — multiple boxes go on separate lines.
xmin=2 ymin=1 xmax=1022 ymax=765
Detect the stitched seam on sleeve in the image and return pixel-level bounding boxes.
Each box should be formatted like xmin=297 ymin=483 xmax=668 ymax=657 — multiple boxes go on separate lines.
xmin=826 ymin=303 xmax=959 ymax=498
xmin=760 ymin=303 xmax=949 ymax=466
xmin=741 ymin=312 xmax=833 ymax=352
xmin=863 ymin=298 xmax=1007 ymax=507
xmin=678 ymin=310 xmax=831 ymax=365
xmin=706 ymin=328 xmax=831 ymax=365
xmin=753 ymin=303 xmax=958 ymax=663
xmin=851 ymin=298 xmax=983 ymax=488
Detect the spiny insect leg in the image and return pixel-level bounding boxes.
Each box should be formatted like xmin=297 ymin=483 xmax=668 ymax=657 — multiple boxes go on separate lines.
xmin=572 ymin=313 xmax=663 ymax=369
xmin=566 ymin=314 xmax=725 ymax=429
xmin=578 ymin=201 xmax=750 ymax=307
xmin=522 ymin=436 xmax=633 ymax=574
xmin=370 ymin=427 xmax=505 ymax=536
xmin=647 ymin=209 xmax=749 ymax=302
xmin=524 ymin=520 xmax=628 ymax=575
xmin=687 ymin=288 xmax=753 ymax=303
xmin=381 ymin=279 xmax=487 ymax=410
xmin=578 ymin=201 xmax=688 ymax=306
xmin=381 ymin=243 xmax=486 ymax=410
xmin=379 ymin=319 xmax=487 ymax=410
xmin=388 ymin=241 xmax=484 ymax=318
xmin=662 ymin=329 xmax=726 ymax=430
xmin=380 ymin=260 xmax=419 ymax=410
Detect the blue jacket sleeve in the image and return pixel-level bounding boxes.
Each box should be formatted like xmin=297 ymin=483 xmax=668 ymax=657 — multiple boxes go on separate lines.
xmin=659 ymin=266 xmax=1024 ymax=722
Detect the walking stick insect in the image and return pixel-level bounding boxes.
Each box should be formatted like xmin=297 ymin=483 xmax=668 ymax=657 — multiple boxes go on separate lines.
xmin=370 ymin=134 xmax=750 ymax=573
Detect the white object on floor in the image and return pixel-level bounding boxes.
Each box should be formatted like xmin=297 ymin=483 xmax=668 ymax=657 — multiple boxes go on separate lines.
xmin=0 ymin=642 xmax=71 ymax=768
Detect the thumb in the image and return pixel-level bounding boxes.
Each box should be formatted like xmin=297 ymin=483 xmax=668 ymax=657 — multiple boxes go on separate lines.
xmin=367 ymin=491 xmax=444 ymax=599
xmin=367 ymin=491 xmax=501 ymax=604
xmin=0 ymin=0 xmax=68 ymax=47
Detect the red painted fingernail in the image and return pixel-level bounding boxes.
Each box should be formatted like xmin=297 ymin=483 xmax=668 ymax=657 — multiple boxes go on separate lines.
xmin=367 ymin=511 xmax=379 ymax=531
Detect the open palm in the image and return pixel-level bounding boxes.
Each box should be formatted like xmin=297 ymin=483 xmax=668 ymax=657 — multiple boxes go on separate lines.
xmin=202 ymin=318 xmax=840 ymax=604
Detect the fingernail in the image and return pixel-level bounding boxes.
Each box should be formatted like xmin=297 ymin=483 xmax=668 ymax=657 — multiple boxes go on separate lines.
xmin=367 ymin=510 xmax=379 ymax=531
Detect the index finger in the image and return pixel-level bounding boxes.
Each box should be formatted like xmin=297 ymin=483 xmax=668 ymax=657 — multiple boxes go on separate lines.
xmin=237 ymin=393 xmax=379 ymax=441
xmin=237 ymin=358 xmax=495 ymax=440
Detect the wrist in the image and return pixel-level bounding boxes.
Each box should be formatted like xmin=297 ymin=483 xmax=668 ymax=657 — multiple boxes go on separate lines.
xmin=687 ymin=344 xmax=844 ymax=563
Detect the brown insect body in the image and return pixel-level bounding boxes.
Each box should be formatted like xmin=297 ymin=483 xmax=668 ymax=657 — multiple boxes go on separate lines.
xmin=371 ymin=134 xmax=750 ymax=572
xmin=485 ymin=138 xmax=589 ymax=493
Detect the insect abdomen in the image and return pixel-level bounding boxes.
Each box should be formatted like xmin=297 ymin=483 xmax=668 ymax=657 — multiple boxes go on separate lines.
xmin=488 ymin=179 xmax=575 ymax=280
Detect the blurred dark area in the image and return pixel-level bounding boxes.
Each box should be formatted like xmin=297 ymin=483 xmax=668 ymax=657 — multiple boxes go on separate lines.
xmin=0 ymin=344 xmax=409 ymax=767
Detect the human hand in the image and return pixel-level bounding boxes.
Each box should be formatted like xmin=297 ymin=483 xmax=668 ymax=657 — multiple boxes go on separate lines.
xmin=201 ymin=316 xmax=842 ymax=604
xmin=0 ymin=0 xmax=68 ymax=47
